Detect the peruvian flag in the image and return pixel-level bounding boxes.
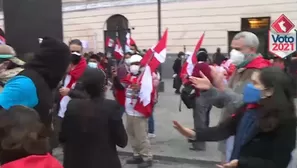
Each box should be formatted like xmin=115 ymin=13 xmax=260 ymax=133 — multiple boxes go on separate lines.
xmin=125 ymin=32 xmax=136 ymax=51
xmin=140 ymin=29 xmax=168 ymax=72
xmin=180 ymin=33 xmax=205 ymax=83
xmin=105 ymin=36 xmax=115 ymax=47
xmin=114 ymin=38 xmax=124 ymax=60
xmin=134 ymin=29 xmax=168 ymax=117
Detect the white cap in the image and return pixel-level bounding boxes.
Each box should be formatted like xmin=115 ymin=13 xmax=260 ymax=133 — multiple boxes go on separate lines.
xmin=71 ymin=52 xmax=81 ymax=57
xmin=130 ymin=54 xmax=142 ymax=64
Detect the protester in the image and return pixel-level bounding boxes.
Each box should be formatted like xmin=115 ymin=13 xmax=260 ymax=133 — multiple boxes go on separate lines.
xmin=0 ymin=45 xmax=25 ymax=91
xmin=189 ymin=49 xmax=213 ymax=151
xmin=212 ymin=47 xmax=225 ymax=66
xmin=0 ymin=106 xmax=63 ymax=168
xmin=182 ymin=31 xmax=271 ymax=161
xmin=53 ymin=39 xmax=87 ymax=148
xmin=113 ymin=52 xmax=132 ymax=114
xmin=60 ymin=68 xmax=127 ymax=168
xmin=57 ymin=39 xmax=87 ymax=118
xmin=113 ymin=54 xmax=153 ymax=168
xmin=0 ymin=37 xmax=70 ymax=145
xmin=172 ymin=51 xmax=184 ymax=94
xmin=174 ymin=67 xmax=296 ymax=168
xmin=130 ymin=44 xmax=142 ymax=55
xmin=87 ymin=54 xmax=102 ymax=69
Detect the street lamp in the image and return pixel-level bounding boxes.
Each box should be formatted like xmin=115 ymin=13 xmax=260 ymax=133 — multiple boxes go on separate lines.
xmin=157 ymin=0 xmax=165 ymax=92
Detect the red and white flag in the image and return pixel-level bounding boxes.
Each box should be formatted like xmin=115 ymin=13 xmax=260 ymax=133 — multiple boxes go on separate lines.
xmin=140 ymin=29 xmax=168 ymax=72
xmin=114 ymin=38 xmax=124 ymax=60
xmin=125 ymin=32 xmax=136 ymax=51
xmin=105 ymin=36 xmax=114 ymax=48
xmin=180 ymin=33 xmax=205 ymax=82
xmin=135 ymin=29 xmax=168 ymax=117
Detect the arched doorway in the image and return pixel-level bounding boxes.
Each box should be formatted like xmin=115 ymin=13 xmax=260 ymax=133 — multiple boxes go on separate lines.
xmin=104 ymin=14 xmax=130 ymax=54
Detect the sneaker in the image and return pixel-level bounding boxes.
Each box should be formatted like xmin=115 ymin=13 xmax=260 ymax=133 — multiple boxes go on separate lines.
xmin=126 ymin=156 xmax=144 ymax=164
xmin=138 ymin=160 xmax=153 ymax=168
xmin=148 ymin=133 xmax=156 ymax=138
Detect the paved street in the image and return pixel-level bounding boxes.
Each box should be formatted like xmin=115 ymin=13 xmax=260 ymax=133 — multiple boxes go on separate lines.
xmin=109 ymin=79 xmax=222 ymax=163
xmin=53 ymin=78 xmax=297 ymax=167
xmin=53 ymin=148 xmax=215 ymax=168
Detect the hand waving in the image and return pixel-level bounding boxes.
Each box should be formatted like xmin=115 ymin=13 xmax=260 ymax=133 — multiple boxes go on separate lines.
xmin=173 ymin=121 xmax=196 ymax=139
xmin=189 ymin=71 xmax=212 ymax=90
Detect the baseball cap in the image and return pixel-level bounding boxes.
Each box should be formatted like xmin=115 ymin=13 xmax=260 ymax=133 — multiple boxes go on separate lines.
xmin=0 ymin=45 xmax=25 ymax=65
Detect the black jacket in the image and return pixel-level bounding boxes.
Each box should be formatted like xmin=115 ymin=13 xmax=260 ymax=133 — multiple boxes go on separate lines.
xmin=59 ymin=98 xmax=127 ymax=168
xmin=195 ymin=108 xmax=296 ymax=168
xmin=173 ymin=58 xmax=182 ymax=74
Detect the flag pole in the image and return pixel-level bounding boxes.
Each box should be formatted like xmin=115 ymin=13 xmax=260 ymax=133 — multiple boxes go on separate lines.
xmin=157 ymin=0 xmax=164 ymax=92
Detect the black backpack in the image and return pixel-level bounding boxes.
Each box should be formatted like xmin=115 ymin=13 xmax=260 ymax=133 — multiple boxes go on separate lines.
xmin=180 ymin=84 xmax=196 ymax=109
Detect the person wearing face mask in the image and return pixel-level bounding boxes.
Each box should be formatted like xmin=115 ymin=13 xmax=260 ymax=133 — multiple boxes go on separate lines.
xmin=0 ymin=45 xmax=25 ymax=92
xmin=173 ymin=51 xmax=185 ymax=94
xmin=112 ymin=54 xmax=154 ymax=168
xmin=183 ymin=31 xmax=272 ymax=162
xmin=88 ymin=54 xmax=104 ymax=69
xmin=174 ymin=67 xmax=296 ymax=168
xmin=112 ymin=52 xmax=133 ymax=111
xmin=52 ymin=40 xmax=87 ymax=149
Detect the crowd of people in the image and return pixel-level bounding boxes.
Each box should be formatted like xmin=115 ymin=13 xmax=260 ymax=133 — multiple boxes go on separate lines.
xmin=0 ymin=29 xmax=295 ymax=168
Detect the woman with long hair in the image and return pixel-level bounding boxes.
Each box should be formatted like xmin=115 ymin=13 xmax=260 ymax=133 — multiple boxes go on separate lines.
xmin=0 ymin=106 xmax=62 ymax=168
xmin=60 ymin=68 xmax=127 ymax=168
xmin=174 ymin=67 xmax=296 ymax=168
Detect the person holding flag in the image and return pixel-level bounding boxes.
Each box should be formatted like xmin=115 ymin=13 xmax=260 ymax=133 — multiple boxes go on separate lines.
xmin=113 ymin=29 xmax=168 ymax=168
xmin=112 ymin=54 xmax=154 ymax=168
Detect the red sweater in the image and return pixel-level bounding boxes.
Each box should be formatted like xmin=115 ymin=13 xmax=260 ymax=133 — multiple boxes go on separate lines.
xmin=191 ymin=62 xmax=212 ymax=97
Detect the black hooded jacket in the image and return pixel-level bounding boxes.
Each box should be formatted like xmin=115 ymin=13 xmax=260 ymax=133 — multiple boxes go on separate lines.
xmin=18 ymin=37 xmax=70 ymax=132
xmin=60 ymin=68 xmax=127 ymax=168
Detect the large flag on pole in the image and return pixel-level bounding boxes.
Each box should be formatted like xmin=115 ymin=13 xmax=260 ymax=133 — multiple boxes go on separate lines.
xmin=134 ymin=29 xmax=168 ymax=116
xmin=140 ymin=29 xmax=168 ymax=72
xmin=114 ymin=38 xmax=124 ymax=60
xmin=180 ymin=33 xmax=205 ymax=82
xmin=125 ymin=32 xmax=136 ymax=52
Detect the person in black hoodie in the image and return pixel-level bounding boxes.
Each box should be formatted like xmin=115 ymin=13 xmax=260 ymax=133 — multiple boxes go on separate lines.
xmin=60 ymin=67 xmax=127 ymax=168
xmin=173 ymin=51 xmax=184 ymax=94
xmin=0 ymin=37 xmax=70 ymax=144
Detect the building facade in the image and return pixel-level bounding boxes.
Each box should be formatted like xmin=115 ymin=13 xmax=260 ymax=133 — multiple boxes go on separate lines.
xmin=0 ymin=0 xmax=296 ymax=55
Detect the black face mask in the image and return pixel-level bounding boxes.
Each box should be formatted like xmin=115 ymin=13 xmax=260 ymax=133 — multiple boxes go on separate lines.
xmin=71 ymin=54 xmax=81 ymax=65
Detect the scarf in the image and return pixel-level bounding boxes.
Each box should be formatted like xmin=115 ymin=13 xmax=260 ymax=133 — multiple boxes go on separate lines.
xmin=231 ymin=108 xmax=259 ymax=160
xmin=58 ymin=58 xmax=86 ymax=118
xmin=0 ymin=67 xmax=23 ymax=84
xmin=65 ymin=58 xmax=87 ymax=91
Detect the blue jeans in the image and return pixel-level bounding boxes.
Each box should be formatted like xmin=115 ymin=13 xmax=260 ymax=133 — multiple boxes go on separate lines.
xmin=148 ymin=113 xmax=154 ymax=134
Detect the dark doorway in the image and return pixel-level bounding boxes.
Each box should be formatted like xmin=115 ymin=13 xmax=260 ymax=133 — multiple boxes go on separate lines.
xmin=104 ymin=14 xmax=130 ymax=54
xmin=241 ymin=17 xmax=270 ymax=58
xmin=227 ymin=31 xmax=240 ymax=54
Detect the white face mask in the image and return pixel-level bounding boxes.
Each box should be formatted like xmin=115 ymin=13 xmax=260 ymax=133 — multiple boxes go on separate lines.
xmin=125 ymin=58 xmax=131 ymax=65
xmin=130 ymin=65 xmax=140 ymax=75
xmin=229 ymin=49 xmax=245 ymax=66
xmin=88 ymin=62 xmax=98 ymax=68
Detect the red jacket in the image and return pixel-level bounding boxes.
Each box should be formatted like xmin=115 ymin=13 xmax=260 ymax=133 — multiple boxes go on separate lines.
xmin=2 ymin=154 xmax=62 ymax=168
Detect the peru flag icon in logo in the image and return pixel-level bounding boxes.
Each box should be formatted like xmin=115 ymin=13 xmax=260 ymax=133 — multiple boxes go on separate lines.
xmin=271 ymin=14 xmax=295 ymax=34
